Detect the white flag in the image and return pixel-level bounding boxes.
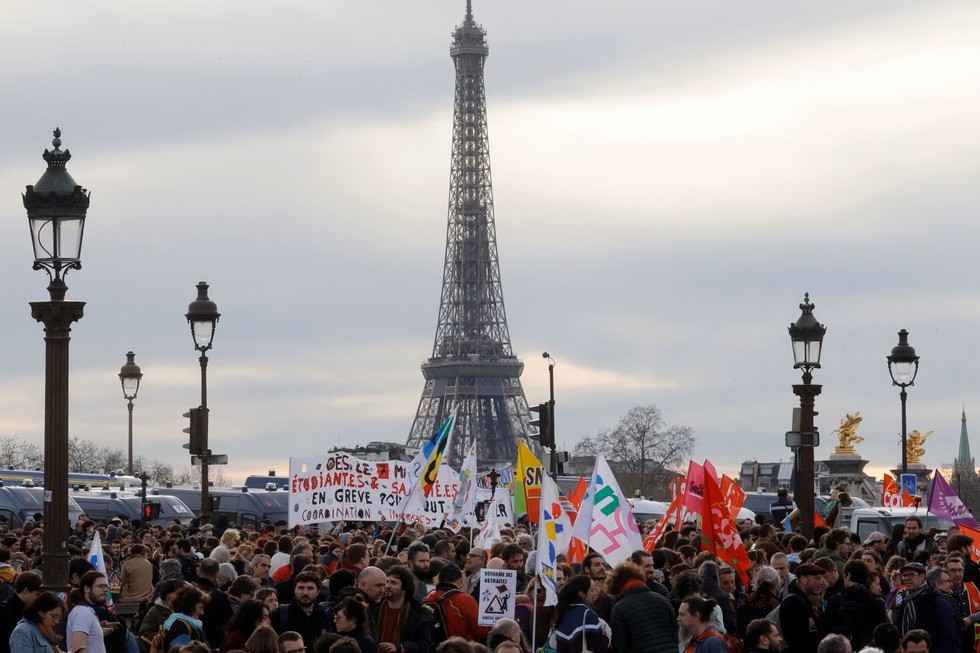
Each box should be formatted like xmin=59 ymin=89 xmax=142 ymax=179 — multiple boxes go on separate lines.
xmin=88 ymin=531 xmax=114 ymax=608
xmin=536 ymin=473 xmax=573 ymax=606
xmin=587 ymin=455 xmax=643 ymax=566
xmin=477 ymin=519 xmax=502 ymax=549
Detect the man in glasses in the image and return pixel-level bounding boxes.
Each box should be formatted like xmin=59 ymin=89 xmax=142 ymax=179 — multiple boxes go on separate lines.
xmin=945 ymin=554 xmax=980 ymax=653
xmin=463 ymin=547 xmax=487 ymax=598
xmin=67 ymin=571 xmax=119 ymax=653
xmin=890 ymin=562 xmax=956 ymax=652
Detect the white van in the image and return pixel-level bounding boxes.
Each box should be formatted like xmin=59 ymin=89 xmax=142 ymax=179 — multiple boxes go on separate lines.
xmin=849 ymin=507 xmax=953 ymax=542
xmin=630 ymin=499 xmax=756 ymax=527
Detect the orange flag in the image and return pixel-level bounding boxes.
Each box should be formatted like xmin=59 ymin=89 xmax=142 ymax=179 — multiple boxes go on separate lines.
xmin=884 ymin=473 xmax=917 ymax=507
xmin=643 ymin=492 xmax=681 ymax=552
xmin=957 ymin=524 xmax=980 ymax=562
xmin=814 ymin=511 xmax=827 ymax=528
xmin=701 ymin=473 xmax=751 ymax=587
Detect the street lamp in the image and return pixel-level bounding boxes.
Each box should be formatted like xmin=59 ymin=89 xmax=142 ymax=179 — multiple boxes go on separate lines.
xmin=887 ymin=329 xmax=919 ymax=475
xmin=186 ymin=282 xmax=220 ymax=523
xmin=23 ymin=129 xmax=90 ymax=590
xmin=118 ymin=351 xmax=143 ymax=476
xmin=788 ymin=292 xmax=826 ymax=541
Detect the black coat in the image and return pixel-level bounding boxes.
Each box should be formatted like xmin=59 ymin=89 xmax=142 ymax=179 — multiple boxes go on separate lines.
xmin=779 ymin=581 xmax=824 ymax=653
xmin=194 ymin=576 xmax=234 ymax=649
xmin=610 ymin=585 xmax=677 ymax=653
xmin=823 ymin=583 xmax=887 ymax=650
xmin=271 ymin=600 xmax=333 ymax=651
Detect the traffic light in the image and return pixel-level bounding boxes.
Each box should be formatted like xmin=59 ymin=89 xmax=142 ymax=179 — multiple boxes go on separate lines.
xmin=529 ymin=402 xmax=555 ymax=449
xmin=182 ymin=407 xmax=208 ymax=454
xmin=143 ymin=502 xmax=161 ymax=521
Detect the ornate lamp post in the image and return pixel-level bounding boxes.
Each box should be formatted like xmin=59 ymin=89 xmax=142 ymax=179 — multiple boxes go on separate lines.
xmin=118 ymin=351 xmax=143 ymax=476
xmin=788 ymin=293 xmax=826 ymax=541
xmin=887 ymin=329 xmax=919 ymax=475
xmin=23 ymin=129 xmax=89 ymax=590
xmin=186 ymin=282 xmax=219 ymax=523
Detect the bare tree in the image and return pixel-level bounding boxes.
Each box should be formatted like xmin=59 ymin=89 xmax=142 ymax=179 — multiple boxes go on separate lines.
xmin=67 ymin=436 xmax=100 ymax=473
xmin=96 ymin=446 xmax=127 ymax=474
xmin=0 ymin=435 xmax=42 ymax=470
xmin=573 ymin=405 xmax=694 ymax=498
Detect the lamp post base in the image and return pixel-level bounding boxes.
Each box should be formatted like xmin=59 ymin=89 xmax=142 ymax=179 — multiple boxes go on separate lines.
xmin=31 ymin=296 xmax=84 ymax=592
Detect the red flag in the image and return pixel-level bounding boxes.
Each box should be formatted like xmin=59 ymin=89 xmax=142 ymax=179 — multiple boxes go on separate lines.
xmin=721 ymin=475 xmax=746 ymax=515
xmin=703 ymin=459 xmax=719 ymax=487
xmin=957 ymin=524 xmax=980 ymax=562
xmin=701 ymin=473 xmax=751 ymax=587
xmin=814 ymin=511 xmax=827 ymax=528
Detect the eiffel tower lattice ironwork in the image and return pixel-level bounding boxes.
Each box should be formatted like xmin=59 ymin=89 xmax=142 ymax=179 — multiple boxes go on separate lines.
xmin=406 ymin=2 xmax=537 ymax=470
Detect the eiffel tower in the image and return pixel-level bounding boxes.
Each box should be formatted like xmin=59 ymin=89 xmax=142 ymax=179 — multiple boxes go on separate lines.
xmin=406 ymin=1 xmax=536 ymax=470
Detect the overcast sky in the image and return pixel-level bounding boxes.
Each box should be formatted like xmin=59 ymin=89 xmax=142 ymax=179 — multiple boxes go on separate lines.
xmin=0 ymin=1 xmax=978 ymax=486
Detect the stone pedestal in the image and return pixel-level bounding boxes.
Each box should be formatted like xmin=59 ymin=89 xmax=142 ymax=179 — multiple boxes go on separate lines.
xmin=825 ymin=453 xmax=876 ymax=503
xmin=889 ymin=464 xmax=933 ymax=499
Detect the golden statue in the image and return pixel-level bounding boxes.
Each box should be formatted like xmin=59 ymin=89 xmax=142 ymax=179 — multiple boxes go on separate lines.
xmin=833 ymin=413 xmax=864 ymax=454
xmin=904 ymin=429 xmax=934 ymax=465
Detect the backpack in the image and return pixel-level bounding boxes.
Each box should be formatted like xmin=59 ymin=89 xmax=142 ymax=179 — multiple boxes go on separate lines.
xmin=430 ymin=589 xmax=461 ymax=644
xmin=141 ymin=625 xmax=166 ymax=653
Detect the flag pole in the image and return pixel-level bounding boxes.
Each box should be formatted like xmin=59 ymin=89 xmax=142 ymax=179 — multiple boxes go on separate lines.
xmin=531 ymin=578 xmax=538 ymax=650
xmin=384 ymin=483 xmax=417 ymax=556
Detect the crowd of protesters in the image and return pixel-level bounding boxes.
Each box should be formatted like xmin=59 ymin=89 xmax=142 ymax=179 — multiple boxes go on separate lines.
xmin=0 ymin=488 xmax=970 ymax=653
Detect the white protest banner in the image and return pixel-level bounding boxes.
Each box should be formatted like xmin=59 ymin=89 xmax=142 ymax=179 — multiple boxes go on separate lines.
xmin=288 ymin=452 xmax=459 ymax=528
xmin=478 ymin=568 xmax=516 ymax=626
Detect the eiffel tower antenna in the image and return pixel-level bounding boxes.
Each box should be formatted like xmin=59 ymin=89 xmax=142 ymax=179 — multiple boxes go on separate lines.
xmin=406 ymin=4 xmax=537 ymax=469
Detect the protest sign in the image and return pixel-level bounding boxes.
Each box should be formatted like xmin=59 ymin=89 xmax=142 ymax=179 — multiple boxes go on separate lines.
xmin=478 ymin=569 xmax=517 ymax=626
xmin=288 ymin=452 xmax=458 ymax=527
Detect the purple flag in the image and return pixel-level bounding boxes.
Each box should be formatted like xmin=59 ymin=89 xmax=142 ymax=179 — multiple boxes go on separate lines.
xmin=929 ymin=472 xmax=980 ymax=528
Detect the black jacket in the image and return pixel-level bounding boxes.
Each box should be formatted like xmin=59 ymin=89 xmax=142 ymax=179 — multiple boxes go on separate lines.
xmin=700 ymin=565 xmax=737 ymax=635
xmin=0 ymin=594 xmax=28 ymax=653
xmin=272 ymin=600 xmax=333 ymax=651
xmin=194 ymin=576 xmax=234 ymax=649
xmin=610 ymin=584 xmax=677 ymax=653
xmin=823 ymin=583 xmax=886 ymax=650
xmin=779 ymin=580 xmax=824 ymax=653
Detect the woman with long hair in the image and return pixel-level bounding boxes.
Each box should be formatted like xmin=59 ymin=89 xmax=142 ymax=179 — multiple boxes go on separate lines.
xmin=333 ymin=594 xmax=380 ymax=653
xmin=9 ymin=591 xmax=63 ymax=652
xmin=164 ymin=585 xmax=212 ymax=650
xmin=221 ymin=599 xmax=270 ymax=651
xmin=551 ymin=574 xmax=609 ymax=653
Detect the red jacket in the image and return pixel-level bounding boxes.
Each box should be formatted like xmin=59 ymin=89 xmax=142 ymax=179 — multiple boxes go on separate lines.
xmin=426 ymin=586 xmax=490 ymax=642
